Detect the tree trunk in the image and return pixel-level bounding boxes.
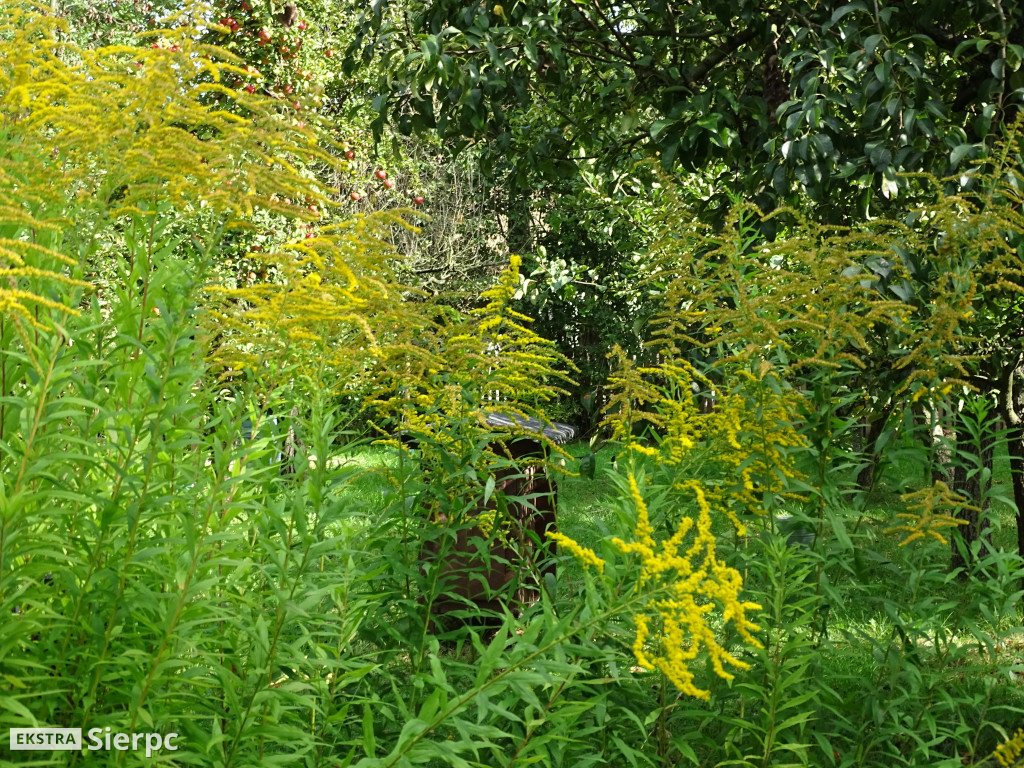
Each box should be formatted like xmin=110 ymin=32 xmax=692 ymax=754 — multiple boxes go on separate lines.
xmin=949 ymin=416 xmax=995 ymax=572
xmin=505 ymin=188 xmax=532 ymax=256
xmin=996 ymin=355 xmax=1024 ymax=583
xmin=856 ymin=397 xmax=897 ymax=490
xmin=928 ymin=402 xmax=954 ymax=487
xmin=1007 ymin=423 xmax=1024 ymax=563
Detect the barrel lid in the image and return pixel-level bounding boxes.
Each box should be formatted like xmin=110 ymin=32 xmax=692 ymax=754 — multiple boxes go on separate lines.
xmin=484 ymin=411 xmax=576 ymax=445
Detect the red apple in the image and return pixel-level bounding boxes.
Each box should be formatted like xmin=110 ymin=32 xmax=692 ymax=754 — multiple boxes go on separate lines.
xmin=245 ymin=84 xmax=255 ymax=94
xmin=345 ymin=150 xmax=355 ymax=159
xmin=383 ymin=179 xmax=394 ymax=189
xmin=413 ymin=196 xmax=424 ymax=205
xmin=325 ymin=49 xmax=334 ymax=57
xmin=350 ymin=192 xmax=361 ymax=201
xmin=284 ymin=85 xmax=292 ymax=94
xmin=297 ymin=20 xmax=306 ymax=30
xmin=375 ymin=169 xmax=387 ymax=180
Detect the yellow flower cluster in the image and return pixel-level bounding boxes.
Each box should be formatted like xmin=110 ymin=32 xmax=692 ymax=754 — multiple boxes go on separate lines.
xmin=995 ymin=728 xmax=1024 ymax=767
xmin=474 ymin=510 xmax=516 ymax=546
xmin=466 ymin=254 xmax=577 ymax=404
xmin=475 ymin=510 xmax=497 ymax=537
xmin=624 ymin=363 xmax=703 ymax=465
xmin=602 ymin=345 xmax=667 ymax=444
xmin=608 ymin=358 xmax=806 ymax=537
xmin=641 ymin=191 xmax=1010 ymax=391
xmin=911 ymin=383 xmax=955 ymax=403
xmin=365 ymin=256 xmax=576 ymax=445
xmin=547 ymin=532 xmax=605 ymax=573
xmin=886 ymin=481 xmax=972 ymax=546
xmin=1 ymin=2 xmax=320 ymax=359
xmin=207 ymin=213 xmax=424 ymax=383
xmin=611 ymin=474 xmax=762 ymax=700
xmin=586 ymin=357 xmax=806 ymax=698
xmin=705 ymin=365 xmax=807 ymax=525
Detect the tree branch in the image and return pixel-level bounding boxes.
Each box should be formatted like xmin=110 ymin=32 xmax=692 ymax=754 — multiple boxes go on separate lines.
xmin=686 ymin=26 xmax=761 ymax=92
xmin=590 ymin=0 xmax=638 ymax=66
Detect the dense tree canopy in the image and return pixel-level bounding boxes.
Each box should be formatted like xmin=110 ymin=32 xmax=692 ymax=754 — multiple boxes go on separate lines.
xmin=348 ymin=0 xmax=1023 ymax=219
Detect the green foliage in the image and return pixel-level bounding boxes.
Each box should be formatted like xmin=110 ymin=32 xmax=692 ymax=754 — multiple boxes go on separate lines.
xmin=0 ymin=7 xmax=573 ymax=765
xmin=557 ymin=134 xmax=1024 ymax=764
xmin=1 ymin=11 xmax=615 ymax=767
xmin=719 ymin=536 xmax=821 ymax=768
xmin=514 ymin=174 xmax=665 ymax=428
xmin=4 ymin=5 xmax=1024 ymax=768
xmin=347 ymin=0 xmax=1022 ymax=214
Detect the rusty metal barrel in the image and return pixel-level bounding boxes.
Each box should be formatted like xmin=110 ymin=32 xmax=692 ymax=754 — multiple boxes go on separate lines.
xmin=409 ymin=411 xmax=576 ymax=628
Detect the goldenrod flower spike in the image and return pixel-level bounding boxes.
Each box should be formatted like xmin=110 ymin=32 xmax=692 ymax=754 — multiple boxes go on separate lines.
xmin=555 ymin=471 xmax=763 ymax=700
xmin=546 ymin=532 xmax=605 ymax=573
xmin=886 ymin=481 xmax=972 ymax=547
xmin=994 ymin=728 xmax=1024 ymax=767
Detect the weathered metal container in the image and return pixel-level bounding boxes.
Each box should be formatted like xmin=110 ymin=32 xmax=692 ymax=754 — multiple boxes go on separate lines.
xmin=409 ymin=412 xmax=576 ymax=628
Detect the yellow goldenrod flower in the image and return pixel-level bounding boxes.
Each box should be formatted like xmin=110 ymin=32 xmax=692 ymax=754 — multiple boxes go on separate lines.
xmin=887 ymin=481 xmax=971 ymax=546
xmin=547 ymin=532 xmax=605 ymax=573
xmin=994 ymin=728 xmax=1024 ymax=767
xmin=613 ymin=473 xmax=762 ymax=700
